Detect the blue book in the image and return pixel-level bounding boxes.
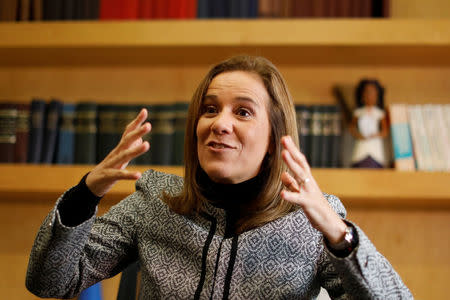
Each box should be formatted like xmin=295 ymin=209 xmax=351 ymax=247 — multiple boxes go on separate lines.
xmin=41 ymin=99 xmax=63 ymax=164
xmin=27 ymin=99 xmax=46 ymax=163
xmin=55 ymin=103 xmax=75 ymax=164
xmin=248 ymin=0 xmax=258 ymax=18
xmin=172 ymin=102 xmax=189 ymax=165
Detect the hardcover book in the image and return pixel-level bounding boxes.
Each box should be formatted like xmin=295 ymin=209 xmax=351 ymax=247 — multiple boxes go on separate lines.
xmin=0 ymin=103 xmax=17 ymax=163
xmin=55 ymin=102 xmax=76 ymax=164
xmin=74 ymin=102 xmax=97 ymax=164
xmin=41 ymin=99 xmax=62 ymax=163
xmin=14 ymin=103 xmax=30 ymax=163
xmin=27 ymin=99 xmax=46 ymax=163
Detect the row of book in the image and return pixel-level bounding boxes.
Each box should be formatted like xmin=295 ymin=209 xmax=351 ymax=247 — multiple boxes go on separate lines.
xmin=0 ymin=0 xmax=390 ymax=22
xmin=295 ymin=104 xmax=343 ymax=168
xmin=0 ymin=100 xmax=189 ymax=166
xmin=390 ymin=104 xmax=450 ymax=172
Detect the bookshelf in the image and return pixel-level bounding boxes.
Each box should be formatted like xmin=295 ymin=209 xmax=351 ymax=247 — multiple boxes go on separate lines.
xmin=0 ymin=164 xmax=449 ymax=207
xmin=0 ymin=20 xmax=449 ymax=300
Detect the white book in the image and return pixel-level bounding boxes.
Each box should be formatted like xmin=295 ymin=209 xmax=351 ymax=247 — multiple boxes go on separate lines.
xmin=434 ymin=105 xmax=450 ymax=172
xmin=407 ymin=105 xmax=424 ymax=170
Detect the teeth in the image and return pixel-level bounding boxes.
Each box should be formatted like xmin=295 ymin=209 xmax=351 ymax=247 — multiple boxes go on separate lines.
xmin=211 ymin=143 xmax=226 ymax=149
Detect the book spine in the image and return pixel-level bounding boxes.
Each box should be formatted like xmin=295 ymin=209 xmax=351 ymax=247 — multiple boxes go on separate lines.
xmin=295 ymin=104 xmax=311 ymax=162
xmin=55 ymin=103 xmax=75 ymax=164
xmin=172 ymin=102 xmax=189 ymax=165
xmin=431 ymin=105 xmax=449 ymax=172
xmin=197 ymin=0 xmax=208 ymax=18
xmin=97 ymin=104 xmax=121 ymax=164
xmin=19 ymin=0 xmax=31 ymax=20
xmin=320 ymin=105 xmax=333 ymax=168
xmin=389 ymin=104 xmax=415 ymax=171
xmin=330 ymin=105 xmax=342 ymax=168
xmin=74 ymin=102 xmax=97 ymax=164
xmin=41 ymin=99 xmax=62 ymax=164
xmin=14 ymin=103 xmax=30 ymax=163
xmin=62 ymin=0 xmax=75 ymax=19
xmin=138 ymin=0 xmax=153 ymax=19
xmin=27 ymin=99 xmax=46 ymax=163
xmin=309 ymin=105 xmax=324 ymax=168
xmin=406 ymin=105 xmax=423 ymax=171
xmin=31 ymin=0 xmax=43 ymax=20
xmin=150 ymin=104 xmax=175 ymax=165
xmin=0 ymin=103 xmax=17 ymax=163
xmin=258 ymin=0 xmax=273 ymax=17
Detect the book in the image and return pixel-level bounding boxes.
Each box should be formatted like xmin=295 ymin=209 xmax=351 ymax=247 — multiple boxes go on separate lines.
xmin=19 ymin=0 xmax=31 ymax=20
xmin=41 ymin=99 xmax=63 ymax=163
xmin=14 ymin=103 xmax=30 ymax=163
xmin=153 ymin=0 xmax=168 ymax=18
xmin=210 ymin=0 xmax=228 ymax=18
xmin=74 ymin=102 xmax=97 ymax=164
xmin=330 ymin=105 xmax=342 ymax=168
xmin=0 ymin=0 xmax=18 ymax=21
xmin=138 ymin=0 xmax=153 ymax=19
xmin=389 ymin=104 xmax=415 ymax=171
xmin=120 ymin=0 xmax=139 ymax=19
xmin=149 ymin=104 xmax=175 ymax=165
xmin=320 ymin=105 xmax=334 ymax=168
xmin=197 ymin=0 xmax=208 ymax=18
xmin=309 ymin=105 xmax=324 ymax=168
xmin=27 ymin=99 xmax=46 ymax=163
xmin=295 ymin=104 xmax=311 ymax=163
xmin=172 ymin=102 xmax=189 ymax=165
xmin=100 ymin=0 xmax=121 ymax=19
xmin=55 ymin=103 xmax=76 ymax=164
xmin=258 ymin=0 xmax=273 ymax=17
xmin=0 ymin=103 xmax=17 ymax=163
xmin=31 ymin=0 xmax=43 ymax=20
xmin=292 ymin=0 xmax=313 ymax=17
xmin=96 ymin=104 xmax=121 ymax=164
xmin=62 ymin=0 xmax=76 ymax=19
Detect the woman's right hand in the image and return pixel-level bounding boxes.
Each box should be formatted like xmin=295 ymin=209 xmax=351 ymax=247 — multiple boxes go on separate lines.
xmin=86 ymin=108 xmax=151 ymax=197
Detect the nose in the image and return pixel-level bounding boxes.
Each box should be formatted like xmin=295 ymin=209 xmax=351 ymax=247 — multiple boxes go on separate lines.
xmin=211 ymin=111 xmax=233 ymax=135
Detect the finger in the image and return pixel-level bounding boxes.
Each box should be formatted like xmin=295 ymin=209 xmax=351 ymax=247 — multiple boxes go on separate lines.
xmin=281 ymin=190 xmax=304 ymax=206
xmin=281 ymin=136 xmax=311 ymax=173
xmin=282 ymin=149 xmax=308 ymax=185
xmin=281 ymin=172 xmax=300 ymax=193
xmin=118 ymin=122 xmax=151 ymax=150
xmin=105 ymin=141 xmax=150 ymax=169
xmin=105 ymin=169 xmax=143 ymax=181
xmin=122 ymin=108 xmax=148 ymax=136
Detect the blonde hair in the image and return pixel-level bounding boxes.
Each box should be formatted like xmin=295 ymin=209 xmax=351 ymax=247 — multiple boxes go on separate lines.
xmin=164 ymin=55 xmax=299 ymax=233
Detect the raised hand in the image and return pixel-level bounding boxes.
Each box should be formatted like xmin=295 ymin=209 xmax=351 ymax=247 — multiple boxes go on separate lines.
xmin=280 ymin=136 xmax=347 ymax=245
xmin=86 ymin=108 xmax=151 ymax=197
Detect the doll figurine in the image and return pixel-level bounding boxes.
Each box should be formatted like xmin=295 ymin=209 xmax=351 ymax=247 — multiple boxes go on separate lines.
xmin=349 ymin=79 xmax=388 ymax=168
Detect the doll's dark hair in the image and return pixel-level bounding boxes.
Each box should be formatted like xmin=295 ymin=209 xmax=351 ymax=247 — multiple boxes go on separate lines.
xmin=355 ymin=78 xmax=385 ymax=109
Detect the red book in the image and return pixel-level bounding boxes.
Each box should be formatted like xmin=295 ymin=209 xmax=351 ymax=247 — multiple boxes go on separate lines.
xmin=139 ymin=0 xmax=153 ymax=18
xmin=100 ymin=0 xmax=121 ymax=19
xmin=120 ymin=0 xmax=139 ymax=19
xmin=153 ymin=0 xmax=167 ymax=18
xmin=186 ymin=0 xmax=197 ymax=18
xmin=336 ymin=0 xmax=351 ymax=17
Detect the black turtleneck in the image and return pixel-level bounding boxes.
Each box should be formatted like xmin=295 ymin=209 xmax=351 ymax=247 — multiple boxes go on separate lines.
xmin=198 ymin=169 xmax=264 ymax=237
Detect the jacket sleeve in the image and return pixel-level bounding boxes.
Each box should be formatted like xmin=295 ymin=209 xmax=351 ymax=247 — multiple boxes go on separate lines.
xmin=25 ymin=184 xmax=142 ymax=298
xmin=318 ymin=194 xmax=413 ymax=299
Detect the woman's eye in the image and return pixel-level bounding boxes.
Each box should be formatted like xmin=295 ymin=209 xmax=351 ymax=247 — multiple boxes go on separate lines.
xmin=202 ymin=105 xmax=217 ymax=114
xmin=237 ymin=108 xmax=251 ymax=118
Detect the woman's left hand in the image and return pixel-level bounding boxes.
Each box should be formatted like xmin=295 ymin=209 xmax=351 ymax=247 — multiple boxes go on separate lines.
xmin=280 ymin=136 xmax=347 ymax=245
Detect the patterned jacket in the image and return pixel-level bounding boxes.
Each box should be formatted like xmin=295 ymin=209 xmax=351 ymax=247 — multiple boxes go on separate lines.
xmin=26 ymin=169 xmax=412 ymax=299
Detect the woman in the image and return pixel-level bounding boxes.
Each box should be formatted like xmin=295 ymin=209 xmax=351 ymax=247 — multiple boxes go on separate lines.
xmin=349 ymin=79 xmax=389 ymax=168
xmin=26 ymin=56 xmax=411 ymax=299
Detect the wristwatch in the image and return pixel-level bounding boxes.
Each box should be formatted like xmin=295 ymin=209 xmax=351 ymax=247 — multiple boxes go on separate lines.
xmin=327 ymin=224 xmax=358 ymax=257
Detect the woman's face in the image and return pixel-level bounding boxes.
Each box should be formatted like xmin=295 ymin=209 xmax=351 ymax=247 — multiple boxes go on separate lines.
xmin=196 ymin=71 xmax=271 ymax=184
xmin=362 ymin=83 xmax=378 ymax=107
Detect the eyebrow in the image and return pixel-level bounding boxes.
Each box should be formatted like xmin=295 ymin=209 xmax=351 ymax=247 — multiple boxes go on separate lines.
xmin=203 ymin=94 xmax=260 ymax=107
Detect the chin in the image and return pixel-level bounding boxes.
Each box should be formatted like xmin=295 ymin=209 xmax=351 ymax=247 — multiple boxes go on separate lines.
xmin=203 ymin=167 xmax=235 ymax=184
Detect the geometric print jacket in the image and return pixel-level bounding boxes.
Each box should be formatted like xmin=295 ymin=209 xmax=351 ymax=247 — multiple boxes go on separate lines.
xmin=26 ymin=169 xmax=413 ymax=299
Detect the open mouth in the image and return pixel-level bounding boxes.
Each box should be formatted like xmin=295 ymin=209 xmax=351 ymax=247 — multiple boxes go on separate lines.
xmin=207 ymin=141 xmax=234 ymax=149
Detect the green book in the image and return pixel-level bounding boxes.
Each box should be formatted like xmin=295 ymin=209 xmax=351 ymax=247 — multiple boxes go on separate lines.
xmin=96 ymin=104 xmax=121 ymax=164
xmin=116 ymin=104 xmax=141 ymax=165
xmin=172 ymin=102 xmax=189 ymax=166
xmin=74 ymin=102 xmax=97 ymax=164
xmin=149 ymin=104 xmax=175 ymax=165
xmin=134 ymin=104 xmax=152 ymax=165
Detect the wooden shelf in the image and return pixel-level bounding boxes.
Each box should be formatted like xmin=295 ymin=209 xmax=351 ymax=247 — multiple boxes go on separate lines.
xmin=1 ymin=19 xmax=450 ymax=66
xmin=1 ymin=164 xmax=448 ymax=209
